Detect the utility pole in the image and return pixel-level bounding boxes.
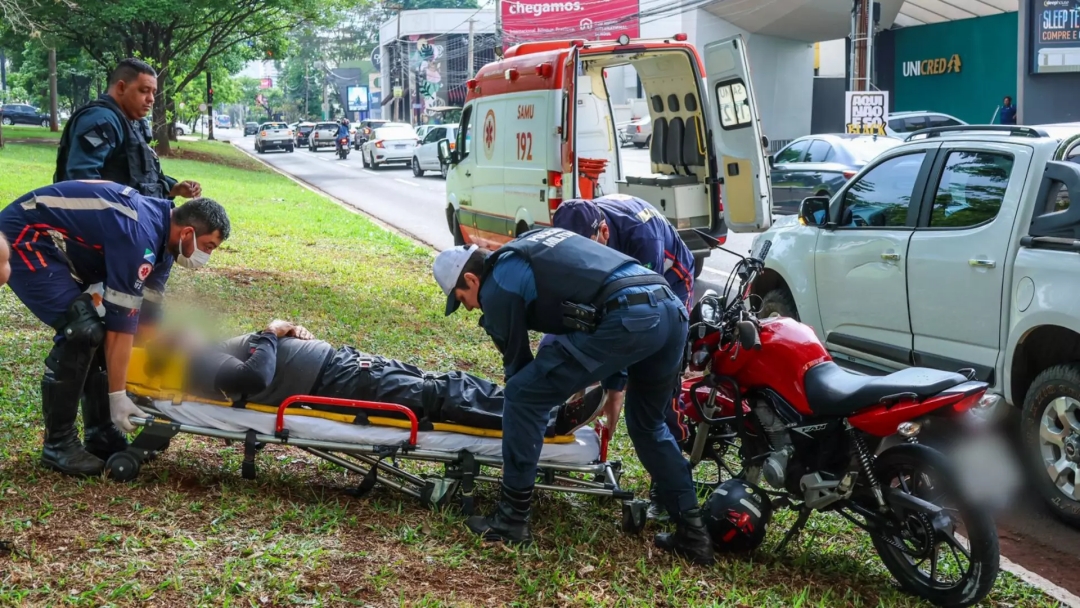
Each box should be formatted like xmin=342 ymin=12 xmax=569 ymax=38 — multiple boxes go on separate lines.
xmin=207 ymin=71 xmax=215 ymax=141
xmin=48 ymin=48 xmax=58 ymax=131
xmin=397 ymin=10 xmax=405 ymax=123
xmin=468 ymin=18 xmax=476 ymax=79
xmin=849 ymin=0 xmax=877 ymax=92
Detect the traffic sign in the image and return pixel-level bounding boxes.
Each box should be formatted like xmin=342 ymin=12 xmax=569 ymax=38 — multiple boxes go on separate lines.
xmin=198 ymin=103 xmax=207 ymax=112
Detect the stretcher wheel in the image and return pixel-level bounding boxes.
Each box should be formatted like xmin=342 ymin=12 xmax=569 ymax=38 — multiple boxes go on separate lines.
xmin=105 ymin=452 xmax=141 ymax=482
xmin=621 ymin=499 xmax=648 ymax=535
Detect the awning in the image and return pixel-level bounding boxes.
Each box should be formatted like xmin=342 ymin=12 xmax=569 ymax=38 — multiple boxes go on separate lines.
xmin=895 ymin=0 xmax=1018 ymax=27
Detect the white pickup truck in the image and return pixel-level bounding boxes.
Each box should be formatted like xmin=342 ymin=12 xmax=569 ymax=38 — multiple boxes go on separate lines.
xmin=750 ymin=125 xmax=1080 ymax=525
xmin=254 ymin=122 xmax=294 ymax=154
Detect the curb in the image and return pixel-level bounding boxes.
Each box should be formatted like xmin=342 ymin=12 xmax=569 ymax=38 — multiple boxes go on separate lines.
xmin=226 ymin=139 xmax=442 ymax=254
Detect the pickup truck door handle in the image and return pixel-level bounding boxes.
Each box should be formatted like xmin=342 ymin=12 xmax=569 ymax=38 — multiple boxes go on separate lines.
xmin=880 ymin=252 xmax=901 ymax=261
xmin=465 ymin=171 xmax=472 ymax=177
xmin=969 ymin=258 xmax=997 ymax=268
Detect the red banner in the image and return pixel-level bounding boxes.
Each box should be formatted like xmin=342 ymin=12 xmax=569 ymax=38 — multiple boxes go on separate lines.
xmin=501 ymin=0 xmax=641 ymax=47
xmin=260 ymin=78 xmax=273 ymax=89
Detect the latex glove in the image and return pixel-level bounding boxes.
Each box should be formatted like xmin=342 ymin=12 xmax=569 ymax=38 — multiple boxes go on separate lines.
xmin=109 ymin=391 xmax=147 ymax=433
xmin=602 ymin=389 xmax=626 ymax=434
xmin=170 ymin=180 xmax=202 ymax=199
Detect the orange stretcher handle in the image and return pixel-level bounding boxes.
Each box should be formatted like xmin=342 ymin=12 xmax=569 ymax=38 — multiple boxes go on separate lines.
xmin=276 ymin=395 xmax=420 ymax=446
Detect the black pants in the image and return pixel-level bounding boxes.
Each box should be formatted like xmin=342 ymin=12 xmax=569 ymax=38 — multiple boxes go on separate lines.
xmin=310 ymin=347 xmax=559 ymax=432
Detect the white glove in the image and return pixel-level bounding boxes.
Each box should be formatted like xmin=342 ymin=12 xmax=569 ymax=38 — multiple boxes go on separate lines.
xmin=108 ymin=390 xmax=147 ymax=433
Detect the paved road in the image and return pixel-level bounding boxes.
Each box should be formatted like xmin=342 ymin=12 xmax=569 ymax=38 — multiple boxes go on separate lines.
xmin=227 ymin=131 xmax=758 ymax=296
xmin=220 ymin=129 xmax=1080 ymax=602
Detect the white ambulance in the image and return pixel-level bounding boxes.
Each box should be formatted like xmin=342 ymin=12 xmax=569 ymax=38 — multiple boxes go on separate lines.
xmin=437 ymin=34 xmax=772 ymax=276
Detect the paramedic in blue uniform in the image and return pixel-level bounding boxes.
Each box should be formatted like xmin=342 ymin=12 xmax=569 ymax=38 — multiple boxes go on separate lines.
xmin=432 ymin=231 xmax=714 ymax=566
xmin=54 ymin=58 xmax=201 ymax=201
xmin=552 ymin=194 xmax=697 ymax=519
xmin=0 ymin=181 xmax=231 ymax=477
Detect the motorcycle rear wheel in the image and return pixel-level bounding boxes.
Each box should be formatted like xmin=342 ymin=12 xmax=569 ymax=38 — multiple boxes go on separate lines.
xmin=868 ymin=444 xmax=998 ymax=608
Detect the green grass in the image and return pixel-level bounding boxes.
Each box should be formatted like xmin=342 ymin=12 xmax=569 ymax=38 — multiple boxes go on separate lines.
xmin=0 ymin=124 xmax=62 ymax=140
xmin=0 ymin=141 xmax=1063 ymax=607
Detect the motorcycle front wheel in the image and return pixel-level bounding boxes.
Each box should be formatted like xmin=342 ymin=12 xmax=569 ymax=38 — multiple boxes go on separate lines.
xmin=866 ymin=443 xmax=999 ymax=608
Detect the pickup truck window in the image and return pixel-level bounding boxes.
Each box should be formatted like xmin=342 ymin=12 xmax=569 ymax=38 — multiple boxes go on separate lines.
xmin=929 ymin=151 xmax=1013 ymax=228
xmin=841 ymin=152 xmax=926 ymax=227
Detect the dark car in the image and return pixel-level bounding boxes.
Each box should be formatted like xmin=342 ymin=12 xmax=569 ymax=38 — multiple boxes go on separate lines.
xmin=0 ymin=103 xmax=50 ymax=127
xmin=353 ymin=119 xmax=388 ymax=149
xmin=294 ymin=122 xmax=315 ymax=147
xmin=768 ymin=134 xmax=902 ymax=215
xmin=243 ymin=122 xmax=259 ymax=136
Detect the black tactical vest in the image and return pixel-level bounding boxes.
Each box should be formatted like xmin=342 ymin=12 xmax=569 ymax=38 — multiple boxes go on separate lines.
xmin=483 ymin=227 xmax=640 ymax=334
xmin=55 ymin=96 xmax=167 ymax=198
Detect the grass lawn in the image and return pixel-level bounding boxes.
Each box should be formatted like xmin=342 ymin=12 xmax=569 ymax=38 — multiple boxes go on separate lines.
xmin=0 ymin=141 xmax=1062 ymax=607
xmin=0 ymin=124 xmax=62 ymax=141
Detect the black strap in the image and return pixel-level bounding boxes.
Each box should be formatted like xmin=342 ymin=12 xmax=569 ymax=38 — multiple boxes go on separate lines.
xmin=592 ymin=274 xmax=667 ymax=309
xmin=603 ymin=285 xmax=675 ymax=314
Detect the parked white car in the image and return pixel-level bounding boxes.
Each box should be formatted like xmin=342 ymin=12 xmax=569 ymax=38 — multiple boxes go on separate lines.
xmin=749 ymin=123 xmax=1080 ymax=526
xmin=361 ymin=125 xmax=419 ymax=169
xmin=883 ymin=111 xmax=966 ymax=139
xmin=412 ymin=125 xmax=457 ymax=178
xmin=254 ymin=122 xmax=294 ymax=153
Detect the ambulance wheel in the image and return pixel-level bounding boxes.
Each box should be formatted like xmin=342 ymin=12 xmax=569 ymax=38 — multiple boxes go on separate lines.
xmin=105 ymin=452 xmax=141 ymax=482
xmin=693 ymin=253 xmax=706 ymax=278
xmin=621 ymin=499 xmax=648 ymax=535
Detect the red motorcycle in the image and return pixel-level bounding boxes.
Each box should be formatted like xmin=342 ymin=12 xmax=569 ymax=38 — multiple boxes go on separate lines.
xmin=678 ymin=234 xmax=999 ymax=608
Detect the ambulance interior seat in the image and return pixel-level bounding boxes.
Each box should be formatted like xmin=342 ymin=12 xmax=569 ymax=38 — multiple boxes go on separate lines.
xmin=625 ymin=93 xmax=698 ymax=188
xmin=682 ymin=94 xmax=705 ymax=170
xmin=649 ymin=94 xmax=666 ymax=167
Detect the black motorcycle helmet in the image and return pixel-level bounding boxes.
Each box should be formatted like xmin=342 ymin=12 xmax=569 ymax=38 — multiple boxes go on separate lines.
xmin=703 ymin=479 xmax=772 ymax=553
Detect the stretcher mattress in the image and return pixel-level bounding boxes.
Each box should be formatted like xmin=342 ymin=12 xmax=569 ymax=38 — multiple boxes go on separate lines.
xmin=152 ymin=399 xmax=602 ymax=465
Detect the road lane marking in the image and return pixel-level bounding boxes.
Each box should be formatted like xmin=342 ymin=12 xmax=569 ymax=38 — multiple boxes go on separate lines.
xmin=394 ymin=179 xmax=420 ymax=188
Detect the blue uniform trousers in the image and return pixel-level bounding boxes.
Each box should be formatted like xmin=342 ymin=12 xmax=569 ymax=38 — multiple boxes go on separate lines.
xmin=502 ymin=288 xmax=697 ymax=514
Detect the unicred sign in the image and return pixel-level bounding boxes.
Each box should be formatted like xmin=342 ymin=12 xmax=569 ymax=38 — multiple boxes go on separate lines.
xmin=501 ymin=0 xmax=640 ymax=46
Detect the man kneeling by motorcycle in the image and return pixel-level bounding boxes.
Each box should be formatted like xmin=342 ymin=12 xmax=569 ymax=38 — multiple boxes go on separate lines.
xmin=153 ymin=319 xmax=604 ymax=437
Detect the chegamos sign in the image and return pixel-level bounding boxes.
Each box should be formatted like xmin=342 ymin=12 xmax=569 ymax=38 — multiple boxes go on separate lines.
xmin=902 ymin=54 xmax=962 ymax=77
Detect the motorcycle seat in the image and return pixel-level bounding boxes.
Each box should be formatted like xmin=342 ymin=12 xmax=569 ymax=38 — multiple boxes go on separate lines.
xmin=803 ymin=362 xmax=967 ymax=417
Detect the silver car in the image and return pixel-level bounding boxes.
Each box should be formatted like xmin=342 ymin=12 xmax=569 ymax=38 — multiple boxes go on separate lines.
xmin=362 ymin=125 xmax=419 ymax=169
xmin=308 ymin=121 xmax=342 ymax=151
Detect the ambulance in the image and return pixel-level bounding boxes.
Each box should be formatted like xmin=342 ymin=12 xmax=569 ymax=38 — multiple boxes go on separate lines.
xmin=437 ymin=34 xmax=772 ymax=276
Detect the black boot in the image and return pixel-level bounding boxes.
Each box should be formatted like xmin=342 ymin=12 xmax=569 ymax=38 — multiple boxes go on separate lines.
xmin=82 ymin=370 xmax=129 ymax=461
xmin=646 ymin=480 xmax=671 ymax=522
xmin=466 ymin=485 xmax=533 ymax=545
xmin=654 ymin=507 xmax=715 ymax=566
xmin=41 ymin=372 xmax=104 ymax=477
xmin=553 ymin=386 xmax=605 ymax=436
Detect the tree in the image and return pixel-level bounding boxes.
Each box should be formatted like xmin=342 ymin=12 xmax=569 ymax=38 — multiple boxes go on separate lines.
xmin=12 ymin=0 xmax=352 ymax=154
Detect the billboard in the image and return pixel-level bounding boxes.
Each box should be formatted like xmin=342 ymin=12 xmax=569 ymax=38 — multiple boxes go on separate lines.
xmin=347 ymin=85 xmax=370 ymax=112
xmin=844 ymin=91 xmax=889 ymax=136
xmin=260 ymin=78 xmax=272 ymax=89
xmin=501 ymin=0 xmax=640 ymax=47
xmin=1032 ymin=0 xmax=1080 ymax=73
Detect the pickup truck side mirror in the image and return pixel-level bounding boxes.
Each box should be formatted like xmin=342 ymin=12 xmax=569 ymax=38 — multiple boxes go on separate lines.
xmin=767 ymin=154 xmax=775 ymax=169
xmin=799 ymin=196 xmax=830 ymax=227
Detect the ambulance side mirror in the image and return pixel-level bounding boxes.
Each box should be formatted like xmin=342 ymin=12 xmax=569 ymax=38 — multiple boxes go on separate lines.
xmin=438 ymin=139 xmax=458 ymax=166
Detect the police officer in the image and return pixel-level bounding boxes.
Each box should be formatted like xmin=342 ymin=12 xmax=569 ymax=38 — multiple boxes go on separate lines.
xmin=55 ymin=58 xmax=201 ymax=200
xmin=552 ymin=194 xmax=697 ymax=520
xmin=0 ymin=181 xmax=231 ymax=476
xmin=433 ymin=231 xmax=713 ymax=565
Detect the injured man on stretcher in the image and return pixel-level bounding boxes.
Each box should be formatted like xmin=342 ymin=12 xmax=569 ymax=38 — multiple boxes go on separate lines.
xmin=159 ymin=319 xmax=603 ymax=437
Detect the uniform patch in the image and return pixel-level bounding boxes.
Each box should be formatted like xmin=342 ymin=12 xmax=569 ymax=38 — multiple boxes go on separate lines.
xmin=137 ymin=263 xmax=153 ymax=281
xmin=143 ymin=248 xmax=156 ymax=263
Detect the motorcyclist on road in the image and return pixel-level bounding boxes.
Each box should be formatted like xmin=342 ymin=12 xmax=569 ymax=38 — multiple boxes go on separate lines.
xmin=336 ymin=119 xmax=351 ymax=153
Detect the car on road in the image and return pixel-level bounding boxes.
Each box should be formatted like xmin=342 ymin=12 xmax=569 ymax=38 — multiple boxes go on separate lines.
xmin=255 ymin=122 xmax=294 ymax=153
xmin=627 ymin=116 xmax=652 ymax=148
xmin=294 ymin=122 xmax=315 ymax=147
xmin=214 ymin=114 xmax=232 ymax=129
xmin=361 ymin=124 xmax=419 ymax=169
xmin=749 ymin=124 xmax=1080 ymax=526
xmin=769 ymin=134 xmax=902 ymax=215
xmin=884 ymin=110 xmax=966 ymax=139
xmin=309 ymin=121 xmax=342 ymax=152
xmin=0 ymin=103 xmax=51 ymax=127
xmin=413 ymin=125 xmax=457 ymax=178
xmin=244 ymin=122 xmax=259 ymax=136
xmin=352 ymin=119 xmax=390 ymax=149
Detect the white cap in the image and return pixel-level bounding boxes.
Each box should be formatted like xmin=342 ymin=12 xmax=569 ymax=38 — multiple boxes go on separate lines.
xmin=433 ymin=245 xmax=479 ymax=315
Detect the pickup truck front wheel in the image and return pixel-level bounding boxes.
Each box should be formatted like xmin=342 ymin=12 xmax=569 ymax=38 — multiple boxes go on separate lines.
xmin=1023 ymin=364 xmax=1080 ymax=527
xmin=759 ymin=288 xmax=799 ymax=321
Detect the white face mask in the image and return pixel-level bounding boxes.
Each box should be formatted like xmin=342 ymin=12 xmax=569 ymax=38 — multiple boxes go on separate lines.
xmin=176 ymin=229 xmax=211 ymax=270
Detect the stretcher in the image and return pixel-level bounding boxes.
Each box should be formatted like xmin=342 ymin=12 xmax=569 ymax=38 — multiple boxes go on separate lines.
xmin=107 ymin=348 xmax=651 ymax=533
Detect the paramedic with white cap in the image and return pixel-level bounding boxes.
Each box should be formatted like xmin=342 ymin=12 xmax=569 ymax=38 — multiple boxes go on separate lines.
xmin=432 ymin=232 xmax=714 ymax=565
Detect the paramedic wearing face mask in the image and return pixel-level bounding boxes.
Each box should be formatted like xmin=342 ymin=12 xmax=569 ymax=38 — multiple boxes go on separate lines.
xmin=433 ymin=231 xmax=713 ymax=566
xmin=0 ymin=181 xmax=231 ymax=477
xmin=552 ymin=194 xmax=696 ymax=521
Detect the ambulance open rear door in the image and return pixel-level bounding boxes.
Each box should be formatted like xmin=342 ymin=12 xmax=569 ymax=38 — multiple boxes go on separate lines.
xmin=703 ymin=36 xmax=772 ymax=233
xmin=560 ymin=46 xmax=580 ymax=203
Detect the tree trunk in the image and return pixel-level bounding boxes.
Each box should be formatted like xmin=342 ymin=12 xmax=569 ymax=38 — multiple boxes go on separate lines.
xmin=167 ymin=93 xmax=177 ymax=142
xmin=153 ymin=69 xmax=171 ymax=156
